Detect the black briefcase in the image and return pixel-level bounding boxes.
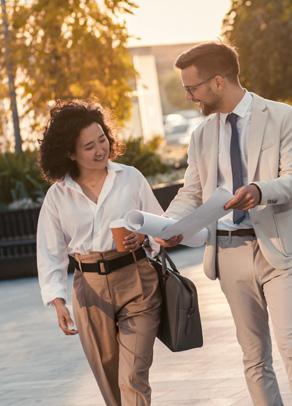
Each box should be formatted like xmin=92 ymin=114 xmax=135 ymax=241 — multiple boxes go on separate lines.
xmin=150 ymin=249 xmax=203 ymax=352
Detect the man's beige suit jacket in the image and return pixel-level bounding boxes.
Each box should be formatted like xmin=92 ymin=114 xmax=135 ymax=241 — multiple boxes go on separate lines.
xmin=165 ymin=93 xmax=292 ymax=279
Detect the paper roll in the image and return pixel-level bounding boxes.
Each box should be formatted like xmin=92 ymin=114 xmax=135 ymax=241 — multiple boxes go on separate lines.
xmin=125 ymin=210 xmax=176 ymax=236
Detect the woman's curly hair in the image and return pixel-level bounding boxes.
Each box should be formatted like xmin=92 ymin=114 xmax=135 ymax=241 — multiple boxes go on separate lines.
xmin=39 ymin=99 xmax=124 ymax=182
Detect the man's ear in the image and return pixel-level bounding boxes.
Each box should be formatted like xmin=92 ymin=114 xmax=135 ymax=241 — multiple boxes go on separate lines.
xmin=213 ymin=75 xmax=225 ymax=90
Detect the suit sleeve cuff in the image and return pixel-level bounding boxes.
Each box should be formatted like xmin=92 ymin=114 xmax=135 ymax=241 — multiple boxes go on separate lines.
xmin=250 ymin=182 xmax=262 ymax=205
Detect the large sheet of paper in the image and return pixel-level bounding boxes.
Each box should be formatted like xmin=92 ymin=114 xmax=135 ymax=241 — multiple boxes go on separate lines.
xmin=124 ymin=187 xmax=233 ymax=247
xmin=160 ymin=187 xmax=233 ymax=240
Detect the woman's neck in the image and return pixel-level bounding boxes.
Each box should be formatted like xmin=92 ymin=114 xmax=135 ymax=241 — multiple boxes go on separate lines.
xmin=77 ymin=168 xmax=107 ymax=185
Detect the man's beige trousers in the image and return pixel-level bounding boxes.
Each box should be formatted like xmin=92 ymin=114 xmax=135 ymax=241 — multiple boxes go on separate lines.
xmin=217 ymin=235 xmax=292 ymax=406
xmin=72 ymin=256 xmax=161 ymax=406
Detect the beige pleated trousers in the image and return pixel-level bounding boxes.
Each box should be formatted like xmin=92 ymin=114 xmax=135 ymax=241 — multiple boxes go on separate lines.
xmin=72 ymin=256 xmax=161 ymax=406
xmin=217 ymin=235 xmax=292 ymax=406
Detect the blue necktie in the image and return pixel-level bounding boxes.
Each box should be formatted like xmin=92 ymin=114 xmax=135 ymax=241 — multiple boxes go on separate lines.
xmin=227 ymin=113 xmax=246 ymax=225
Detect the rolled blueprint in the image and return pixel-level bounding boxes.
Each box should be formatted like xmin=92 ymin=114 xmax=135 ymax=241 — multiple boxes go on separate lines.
xmin=124 ymin=210 xmax=208 ymax=248
xmin=125 ymin=210 xmax=176 ymax=236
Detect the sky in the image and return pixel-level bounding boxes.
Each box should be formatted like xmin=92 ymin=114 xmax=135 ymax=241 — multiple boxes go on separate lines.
xmin=125 ymin=0 xmax=232 ymax=47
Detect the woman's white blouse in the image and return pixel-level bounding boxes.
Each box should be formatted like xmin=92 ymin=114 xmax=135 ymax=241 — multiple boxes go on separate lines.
xmin=37 ymin=161 xmax=163 ymax=305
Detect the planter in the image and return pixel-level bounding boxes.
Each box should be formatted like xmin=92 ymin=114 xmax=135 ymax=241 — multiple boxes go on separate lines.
xmin=0 ymin=180 xmax=183 ymax=279
xmin=0 ymin=207 xmax=40 ymax=279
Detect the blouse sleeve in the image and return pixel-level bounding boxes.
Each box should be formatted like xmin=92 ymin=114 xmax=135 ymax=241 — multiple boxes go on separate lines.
xmin=138 ymin=173 xmax=164 ymax=215
xmin=37 ymin=195 xmax=69 ymax=306
xmin=138 ymin=173 xmax=163 ymax=256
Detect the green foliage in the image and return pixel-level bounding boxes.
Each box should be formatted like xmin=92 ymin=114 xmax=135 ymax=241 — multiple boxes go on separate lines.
xmin=0 ymin=104 xmax=6 ymax=139
xmin=0 ymin=151 xmax=49 ymax=207
xmin=222 ymin=0 xmax=292 ymax=102
xmin=0 ymin=0 xmax=137 ymax=136
xmin=116 ymin=136 xmax=170 ymax=177
xmin=0 ymin=135 xmax=170 ymax=208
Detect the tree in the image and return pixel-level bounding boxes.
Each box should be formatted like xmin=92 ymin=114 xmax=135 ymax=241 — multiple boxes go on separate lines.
xmin=0 ymin=0 xmax=137 ymax=147
xmin=1 ymin=0 xmax=22 ymax=153
xmin=222 ymin=0 xmax=292 ymax=102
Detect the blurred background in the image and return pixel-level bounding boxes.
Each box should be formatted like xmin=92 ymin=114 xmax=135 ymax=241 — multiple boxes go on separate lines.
xmin=2 ymin=0 xmax=292 ymax=206
xmin=1 ymin=4 xmax=292 ymax=404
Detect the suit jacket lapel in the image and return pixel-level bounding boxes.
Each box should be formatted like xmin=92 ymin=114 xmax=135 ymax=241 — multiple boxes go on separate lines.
xmin=247 ymin=94 xmax=268 ymax=182
xmin=203 ymin=114 xmax=219 ymax=201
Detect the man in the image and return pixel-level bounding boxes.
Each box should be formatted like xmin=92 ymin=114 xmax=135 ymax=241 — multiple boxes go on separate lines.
xmin=157 ymin=41 xmax=292 ymax=406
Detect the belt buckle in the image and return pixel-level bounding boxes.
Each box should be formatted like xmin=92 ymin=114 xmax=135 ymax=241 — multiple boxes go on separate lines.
xmin=96 ymin=258 xmax=111 ymax=275
xmin=75 ymin=254 xmax=83 ymax=272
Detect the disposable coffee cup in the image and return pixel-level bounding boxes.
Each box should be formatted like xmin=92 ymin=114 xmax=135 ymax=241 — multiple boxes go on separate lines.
xmin=110 ymin=219 xmax=132 ymax=252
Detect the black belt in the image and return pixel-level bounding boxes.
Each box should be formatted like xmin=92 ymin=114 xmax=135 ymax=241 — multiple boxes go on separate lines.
xmin=72 ymin=247 xmax=146 ymax=275
xmin=216 ymin=229 xmax=256 ymax=237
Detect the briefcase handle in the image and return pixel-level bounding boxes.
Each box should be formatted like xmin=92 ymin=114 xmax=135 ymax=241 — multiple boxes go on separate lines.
xmin=160 ymin=248 xmax=180 ymax=275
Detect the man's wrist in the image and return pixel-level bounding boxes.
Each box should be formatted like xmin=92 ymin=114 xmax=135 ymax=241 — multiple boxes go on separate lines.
xmin=250 ymin=183 xmax=262 ymax=204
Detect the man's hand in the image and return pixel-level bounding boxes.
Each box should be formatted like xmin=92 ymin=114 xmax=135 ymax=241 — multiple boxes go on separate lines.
xmin=154 ymin=235 xmax=183 ymax=248
xmin=52 ymin=298 xmax=78 ymax=336
xmin=224 ymin=185 xmax=261 ymax=211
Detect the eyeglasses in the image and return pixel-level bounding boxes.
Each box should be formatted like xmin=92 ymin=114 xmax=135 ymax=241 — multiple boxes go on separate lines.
xmin=183 ymin=75 xmax=215 ymax=97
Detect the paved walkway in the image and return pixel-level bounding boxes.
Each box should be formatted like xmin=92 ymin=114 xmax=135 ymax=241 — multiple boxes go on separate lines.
xmin=1 ymin=247 xmax=291 ymax=405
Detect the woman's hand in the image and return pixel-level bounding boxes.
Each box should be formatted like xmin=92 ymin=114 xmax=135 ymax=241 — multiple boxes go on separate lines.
xmin=52 ymin=298 xmax=78 ymax=336
xmin=123 ymin=232 xmax=144 ymax=251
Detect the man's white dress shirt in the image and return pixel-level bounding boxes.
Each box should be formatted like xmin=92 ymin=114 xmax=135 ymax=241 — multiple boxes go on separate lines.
xmin=37 ymin=161 xmax=163 ymax=305
xmin=217 ymin=91 xmax=253 ymax=230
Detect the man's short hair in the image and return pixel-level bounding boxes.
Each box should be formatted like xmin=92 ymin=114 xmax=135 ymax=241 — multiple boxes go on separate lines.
xmin=175 ymin=41 xmax=240 ymax=83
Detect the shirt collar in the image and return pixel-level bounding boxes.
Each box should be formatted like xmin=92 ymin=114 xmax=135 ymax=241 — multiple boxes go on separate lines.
xmin=107 ymin=160 xmax=124 ymax=173
xmin=63 ymin=160 xmax=124 ymax=191
xmin=220 ymin=90 xmax=252 ymax=124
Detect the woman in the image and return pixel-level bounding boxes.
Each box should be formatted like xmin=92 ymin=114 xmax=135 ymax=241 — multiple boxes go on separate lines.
xmin=37 ymin=100 xmax=162 ymax=406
